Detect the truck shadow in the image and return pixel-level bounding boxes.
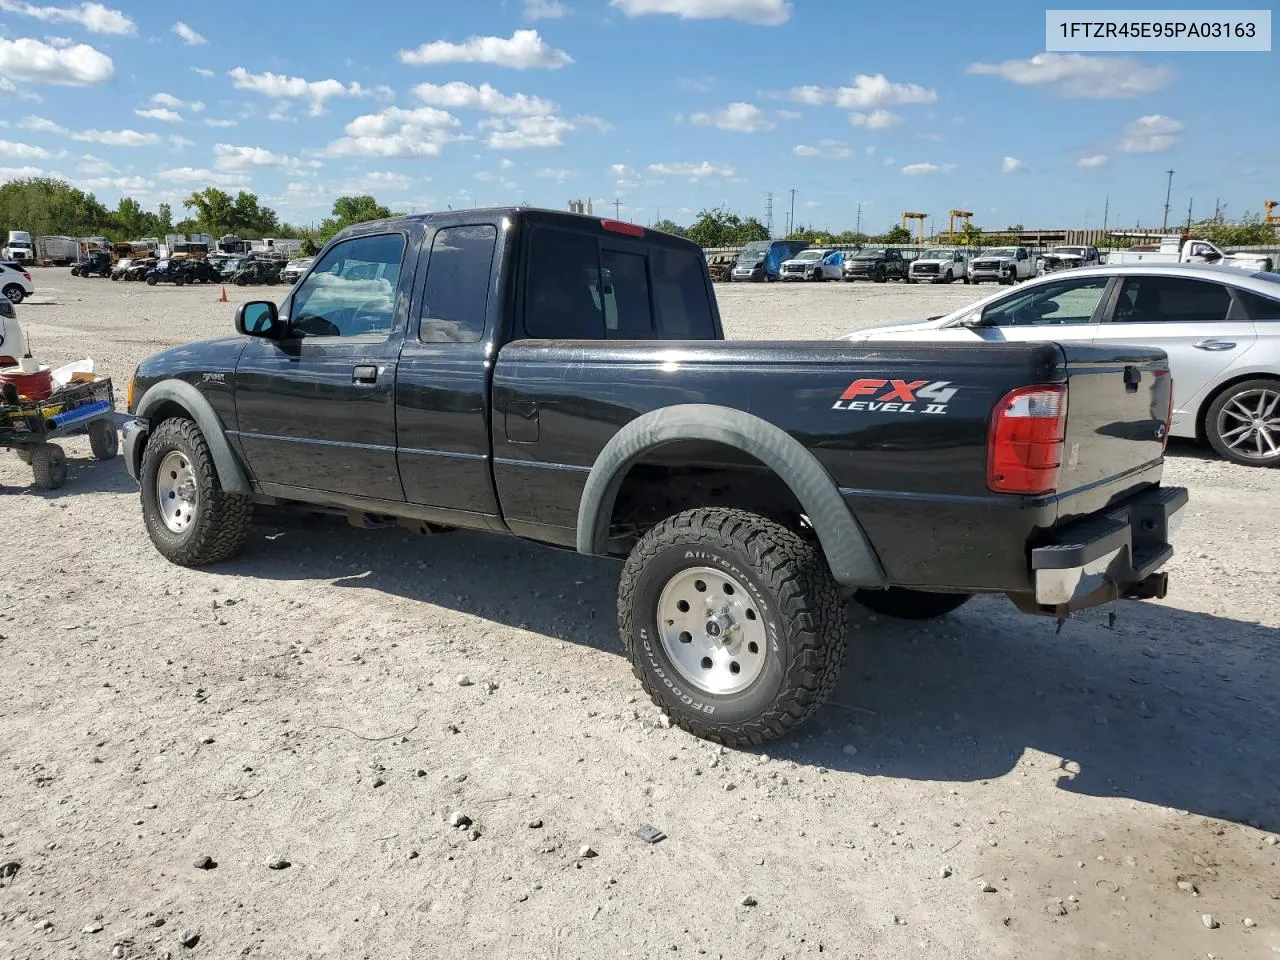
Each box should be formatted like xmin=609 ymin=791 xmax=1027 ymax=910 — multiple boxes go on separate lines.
xmin=233 ymin=517 xmax=1280 ymax=832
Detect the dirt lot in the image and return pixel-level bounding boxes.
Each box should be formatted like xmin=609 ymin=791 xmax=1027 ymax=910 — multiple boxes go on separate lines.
xmin=2 ymin=272 xmax=1278 ymax=960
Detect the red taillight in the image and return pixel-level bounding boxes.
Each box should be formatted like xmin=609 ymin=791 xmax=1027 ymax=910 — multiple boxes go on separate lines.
xmin=601 ymin=219 xmax=644 ymax=237
xmin=22 ymin=272 xmax=31 ymax=282
xmin=987 ymin=384 xmax=1068 ymax=495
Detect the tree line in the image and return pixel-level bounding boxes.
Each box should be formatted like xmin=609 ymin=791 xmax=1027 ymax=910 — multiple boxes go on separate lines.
xmin=0 ymin=177 xmax=395 ymax=254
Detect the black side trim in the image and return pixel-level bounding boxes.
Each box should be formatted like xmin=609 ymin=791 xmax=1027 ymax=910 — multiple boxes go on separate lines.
xmin=135 ymin=380 xmax=251 ymax=494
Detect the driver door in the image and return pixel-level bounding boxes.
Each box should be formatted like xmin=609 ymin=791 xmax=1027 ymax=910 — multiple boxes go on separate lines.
xmin=233 ymin=229 xmax=417 ymax=502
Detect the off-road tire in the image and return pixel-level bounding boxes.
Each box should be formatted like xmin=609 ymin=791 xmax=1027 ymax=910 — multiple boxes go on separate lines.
xmin=3 ymin=284 xmax=25 ymax=304
xmin=31 ymin=443 xmax=67 ymax=489
xmin=14 ymin=448 xmax=33 ymax=465
xmin=853 ymin=586 xmax=972 ymax=620
xmin=140 ymin=418 xmax=252 ymax=566
xmin=88 ymin=419 xmax=118 ymax=460
xmin=618 ymin=507 xmax=846 ymax=746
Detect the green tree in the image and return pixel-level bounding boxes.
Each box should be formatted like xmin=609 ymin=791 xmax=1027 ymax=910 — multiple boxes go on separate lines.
xmin=957 ymin=222 xmax=984 ymax=247
xmin=651 ymin=218 xmax=688 ymax=238
xmin=112 ymin=197 xmax=157 ymax=239
xmin=156 ymin=203 xmax=173 ymax=236
xmin=878 ymin=224 xmax=911 ymax=244
xmin=1195 ymin=213 xmax=1275 ymax=246
xmin=184 ymin=188 xmax=236 ymax=236
xmin=685 ymin=208 xmax=770 ymax=248
xmin=0 ymin=177 xmax=113 ymax=238
xmin=318 ymin=195 xmax=393 ymax=241
xmin=230 ymin=191 xmax=280 ymax=237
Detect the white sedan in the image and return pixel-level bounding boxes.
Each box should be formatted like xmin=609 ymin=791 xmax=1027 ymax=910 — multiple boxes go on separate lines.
xmin=841 ymin=263 xmax=1280 ymax=467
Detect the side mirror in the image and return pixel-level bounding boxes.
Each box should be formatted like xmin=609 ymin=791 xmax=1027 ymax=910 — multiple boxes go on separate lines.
xmin=236 ymin=301 xmax=283 ymax=339
xmin=957 ymin=313 xmax=985 ymax=328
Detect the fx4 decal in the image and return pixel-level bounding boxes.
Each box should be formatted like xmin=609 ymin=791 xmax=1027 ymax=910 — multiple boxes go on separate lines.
xmin=832 ymin=378 xmax=960 ymax=415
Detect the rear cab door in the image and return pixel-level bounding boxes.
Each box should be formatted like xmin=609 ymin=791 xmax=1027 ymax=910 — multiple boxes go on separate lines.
xmin=1091 ymin=273 xmax=1258 ymax=434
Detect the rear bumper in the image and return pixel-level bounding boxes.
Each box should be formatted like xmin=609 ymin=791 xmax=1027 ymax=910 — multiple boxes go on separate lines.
xmin=122 ymin=418 xmax=148 ymax=483
xmin=1028 ymin=485 xmax=1187 ymax=611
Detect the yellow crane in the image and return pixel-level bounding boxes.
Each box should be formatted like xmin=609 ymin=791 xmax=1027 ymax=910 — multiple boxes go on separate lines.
xmin=1265 ymin=200 xmax=1279 ymax=225
xmin=901 ymin=212 xmax=928 ymax=244
xmin=947 ymin=209 xmax=974 ymax=240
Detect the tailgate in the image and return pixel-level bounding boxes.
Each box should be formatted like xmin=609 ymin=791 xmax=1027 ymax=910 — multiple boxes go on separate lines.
xmin=1057 ymin=342 xmax=1171 ymax=511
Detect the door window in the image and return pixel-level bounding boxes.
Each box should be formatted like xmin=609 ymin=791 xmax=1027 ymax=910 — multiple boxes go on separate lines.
xmin=419 ymin=225 xmax=497 ymax=343
xmin=1112 ymin=276 xmax=1231 ymax=324
xmin=289 ymin=233 xmax=406 ymax=338
xmin=980 ymin=276 xmax=1110 ymax=327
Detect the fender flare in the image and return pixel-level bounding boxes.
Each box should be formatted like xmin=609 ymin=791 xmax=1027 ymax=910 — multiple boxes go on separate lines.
xmin=576 ymin=403 xmax=885 ymax=588
xmin=134 ymin=379 xmax=251 ymax=494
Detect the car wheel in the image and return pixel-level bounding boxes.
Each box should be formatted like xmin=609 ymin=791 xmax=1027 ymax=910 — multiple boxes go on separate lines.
xmin=963 ymin=275 xmax=971 ymax=285
xmin=140 ymin=418 xmax=253 ymax=566
xmin=1204 ymin=379 xmax=1280 ymax=467
xmin=874 ymin=268 xmax=886 ymax=283
xmin=146 ymin=276 xmax=157 ymax=286
xmin=853 ymin=587 xmax=972 ymax=620
xmin=30 ymin=443 xmax=67 ymax=490
xmin=618 ymin=507 xmax=846 ymax=746
xmin=174 ymin=277 xmax=185 ymax=287
xmin=2 ymin=284 xmax=24 ymax=304
xmin=88 ymin=419 xmax=118 ymax=461
xmin=944 ymin=269 xmax=953 ymax=283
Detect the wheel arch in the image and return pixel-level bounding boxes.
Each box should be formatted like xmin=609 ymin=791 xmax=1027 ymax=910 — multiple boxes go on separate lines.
xmin=134 ymin=379 xmax=251 ymax=493
xmin=576 ymin=404 xmax=886 ymax=588
xmin=1194 ymin=370 xmax=1280 ymax=442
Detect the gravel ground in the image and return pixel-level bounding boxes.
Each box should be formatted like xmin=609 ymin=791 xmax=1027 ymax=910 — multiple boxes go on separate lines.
xmin=1 ymin=271 xmax=1277 ymax=960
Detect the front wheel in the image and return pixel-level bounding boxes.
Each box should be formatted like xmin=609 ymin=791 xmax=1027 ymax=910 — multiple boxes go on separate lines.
xmin=88 ymin=419 xmax=118 ymax=460
xmin=140 ymin=418 xmax=253 ymax=566
xmin=146 ymin=276 xmax=157 ymax=286
xmin=874 ymin=268 xmax=886 ymax=283
xmin=618 ymin=508 xmax=847 ymax=746
xmin=2 ymin=284 xmax=24 ymax=304
xmin=853 ymin=587 xmax=972 ymax=620
xmin=1205 ymin=379 xmax=1280 ymax=467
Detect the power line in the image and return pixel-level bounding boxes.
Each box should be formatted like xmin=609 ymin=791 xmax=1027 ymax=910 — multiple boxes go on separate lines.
xmin=1161 ymin=169 xmax=1174 ymax=230
xmin=765 ymin=192 xmax=774 ymax=238
xmin=613 ymin=197 xmax=623 ymax=220
xmin=787 ymin=188 xmax=796 ymax=236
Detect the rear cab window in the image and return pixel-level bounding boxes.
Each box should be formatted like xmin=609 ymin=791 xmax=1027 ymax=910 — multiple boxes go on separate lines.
xmin=520 ymin=222 xmax=718 ymax=341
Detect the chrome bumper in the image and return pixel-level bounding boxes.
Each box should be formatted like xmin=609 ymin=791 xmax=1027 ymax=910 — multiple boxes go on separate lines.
xmin=122 ymin=418 xmax=148 ymax=483
xmin=1030 ymin=486 xmax=1187 ymax=610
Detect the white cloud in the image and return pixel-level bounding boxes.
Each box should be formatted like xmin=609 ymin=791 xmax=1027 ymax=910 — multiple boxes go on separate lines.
xmin=190 ymin=66 xmax=214 ymax=77
xmin=168 ymin=134 xmax=194 ymax=149
xmin=171 ymin=21 xmax=206 ymax=45
xmin=156 ymin=166 xmax=248 ymax=187
xmin=537 ymin=167 xmax=572 ymax=182
xmin=835 ymin=73 xmax=936 ymax=109
xmin=500 ymin=158 xmax=514 ymax=169
xmin=486 ymin=115 xmax=574 ymax=149
xmin=229 ymin=66 xmax=390 ymax=117
xmin=75 ymin=153 xmax=115 ymax=174
xmin=793 ymin=140 xmax=852 ymax=159
xmin=474 ymin=171 xmax=496 ymax=182
xmin=0 ymin=139 xmax=51 ymax=160
xmin=1078 ymin=153 xmax=1108 ymax=169
xmin=611 ymin=162 xmax=639 ymax=187
xmin=80 ymin=174 xmax=151 ymax=190
xmin=343 ymin=106 xmax=459 ymax=137
xmin=1118 ymin=114 xmax=1182 ymax=153
xmin=0 ymin=1 xmax=134 ymax=34
xmin=0 ymin=165 xmax=45 ymax=178
xmin=775 ymin=108 xmax=801 ymax=121
xmin=882 ymin=157 xmax=895 ymax=166
xmin=574 ymin=114 xmax=614 ymax=133
xmin=324 ymin=106 xmax=464 ymax=158
xmin=214 ymin=143 xmax=297 ymax=170
xmin=135 ymin=107 xmax=184 ymax=123
xmin=71 ymin=128 xmax=159 ymax=146
xmin=647 ymin=160 xmax=733 ymax=179
xmin=1001 ymin=156 xmax=1025 ymax=174
xmin=18 ymin=115 xmax=66 ymax=134
xmin=398 ymin=29 xmax=571 ymax=69
xmin=203 ymin=118 xmax=237 ymax=128
xmin=150 ymin=92 xmax=203 ymax=113
xmin=330 ymin=171 xmax=412 ymax=193
xmin=524 ymin=0 xmax=566 ymax=17
xmin=611 ymin=0 xmax=790 ymax=25
xmin=901 ymin=162 xmax=954 ymax=175
xmin=849 ymin=109 xmax=901 ymax=129
xmin=788 ymin=84 xmax=826 ymax=105
xmin=966 ymin=53 xmax=1174 ymax=99
xmin=0 ymin=36 xmax=113 ymax=85
xmin=411 ymin=81 xmax=555 ymax=116
xmin=689 ymin=101 xmax=774 ymax=133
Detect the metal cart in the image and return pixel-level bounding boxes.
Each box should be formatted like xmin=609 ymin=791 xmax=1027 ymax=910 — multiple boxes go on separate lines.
xmin=1 ymin=377 xmax=118 ymax=489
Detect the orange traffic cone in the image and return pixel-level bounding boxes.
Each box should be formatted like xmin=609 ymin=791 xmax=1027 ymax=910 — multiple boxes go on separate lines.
xmin=218 ymin=286 xmax=228 ymax=303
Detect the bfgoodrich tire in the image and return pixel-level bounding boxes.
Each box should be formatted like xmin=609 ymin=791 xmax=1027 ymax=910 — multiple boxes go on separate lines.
xmin=140 ymin=418 xmax=252 ymax=566
xmin=618 ymin=507 xmax=846 ymax=746
xmin=853 ymin=586 xmax=972 ymax=620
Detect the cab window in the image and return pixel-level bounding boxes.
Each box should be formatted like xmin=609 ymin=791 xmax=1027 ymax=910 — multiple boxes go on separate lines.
xmin=1112 ymin=276 xmax=1232 ymax=323
xmin=290 ymin=233 xmax=405 ymax=338
xmin=980 ymin=276 xmax=1109 ymax=327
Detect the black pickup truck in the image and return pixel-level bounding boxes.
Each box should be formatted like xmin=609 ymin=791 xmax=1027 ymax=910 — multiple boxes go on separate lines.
xmin=122 ymin=208 xmax=1186 ymax=746
xmin=842 ymin=247 xmax=908 ymax=283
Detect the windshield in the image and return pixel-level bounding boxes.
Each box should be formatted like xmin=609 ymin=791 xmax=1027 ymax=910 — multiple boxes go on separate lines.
xmin=982 ymin=248 xmax=1017 ymax=258
xmin=920 ymin=249 xmax=952 ymax=259
xmin=854 ymin=249 xmax=887 ymax=259
xmin=1052 ymin=247 xmax=1086 ymax=256
xmin=793 ymin=250 xmax=824 ymax=261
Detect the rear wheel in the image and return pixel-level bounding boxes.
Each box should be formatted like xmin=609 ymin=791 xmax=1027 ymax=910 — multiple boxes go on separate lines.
xmin=2 ymin=284 xmax=23 ymax=304
xmin=140 ymin=418 xmax=253 ymax=565
xmin=853 ymin=587 xmax=972 ymax=620
xmin=1205 ymin=379 xmax=1280 ymax=467
xmin=146 ymin=276 xmax=157 ymax=286
xmin=618 ymin=507 xmax=846 ymax=746
xmin=31 ymin=443 xmax=67 ymax=490
xmin=874 ymin=267 xmax=886 ymax=283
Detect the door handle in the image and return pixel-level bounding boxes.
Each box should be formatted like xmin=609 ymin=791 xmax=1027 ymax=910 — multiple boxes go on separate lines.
xmin=1193 ymin=340 xmax=1237 ymax=351
xmin=353 ymin=365 xmax=378 ymax=384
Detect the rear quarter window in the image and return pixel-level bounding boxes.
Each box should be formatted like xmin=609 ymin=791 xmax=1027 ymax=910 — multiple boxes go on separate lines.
xmin=1236 ymin=288 xmax=1280 ymax=321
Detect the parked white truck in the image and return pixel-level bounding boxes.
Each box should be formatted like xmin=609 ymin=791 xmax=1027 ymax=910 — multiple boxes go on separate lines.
xmin=1105 ymin=237 xmax=1273 ymax=272
xmin=3 ymin=231 xmax=33 ymax=264
xmin=967 ymin=246 xmax=1036 ymax=284
xmin=907 ymin=247 xmax=971 ymax=284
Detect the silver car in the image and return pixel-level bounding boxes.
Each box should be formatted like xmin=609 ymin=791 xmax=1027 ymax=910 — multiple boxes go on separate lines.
xmin=841 ymin=263 xmax=1280 ymax=467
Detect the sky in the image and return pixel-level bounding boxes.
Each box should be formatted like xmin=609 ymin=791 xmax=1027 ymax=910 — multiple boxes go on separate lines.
xmin=0 ymin=0 xmax=1276 ymax=235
